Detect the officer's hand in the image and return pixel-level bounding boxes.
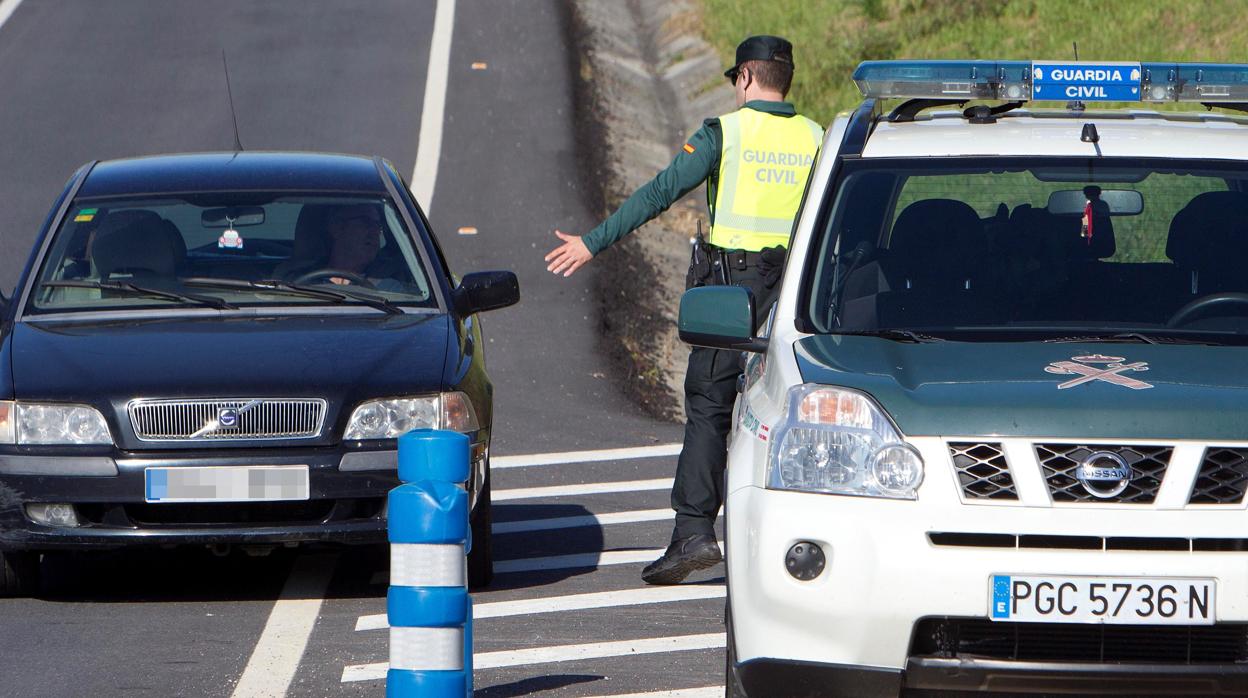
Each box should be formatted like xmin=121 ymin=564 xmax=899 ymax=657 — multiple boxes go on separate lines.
xmin=544 ymin=230 xmax=592 ymax=277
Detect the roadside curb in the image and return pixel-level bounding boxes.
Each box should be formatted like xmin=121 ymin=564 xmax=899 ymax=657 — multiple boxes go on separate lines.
xmin=568 ymin=0 xmax=733 ymax=421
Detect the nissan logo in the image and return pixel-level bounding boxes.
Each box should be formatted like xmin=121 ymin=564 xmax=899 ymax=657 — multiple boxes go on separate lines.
xmin=1076 ymin=451 xmax=1133 ymax=499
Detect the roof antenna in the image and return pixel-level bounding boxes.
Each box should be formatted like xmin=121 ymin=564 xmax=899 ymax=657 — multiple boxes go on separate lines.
xmin=222 ymin=50 xmax=244 ymax=152
xmin=1067 ymin=41 xmax=1086 ymax=113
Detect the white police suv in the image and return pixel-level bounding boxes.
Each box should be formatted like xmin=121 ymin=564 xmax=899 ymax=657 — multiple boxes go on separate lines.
xmin=679 ymin=60 xmax=1248 ymax=696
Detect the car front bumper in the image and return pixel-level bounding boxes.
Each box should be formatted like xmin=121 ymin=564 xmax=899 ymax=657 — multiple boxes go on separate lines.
xmin=0 ymin=449 xmax=399 ymax=550
xmin=732 ymin=656 xmax=1248 ymax=697
xmin=726 ymin=484 xmax=1248 ymax=695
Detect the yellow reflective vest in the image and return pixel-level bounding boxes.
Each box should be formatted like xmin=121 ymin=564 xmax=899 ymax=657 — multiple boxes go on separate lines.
xmin=710 ymin=108 xmax=823 ymax=251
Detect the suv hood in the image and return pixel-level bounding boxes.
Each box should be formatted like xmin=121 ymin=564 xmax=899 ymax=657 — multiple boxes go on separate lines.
xmin=795 ymin=335 xmax=1248 ymax=441
xmin=11 ymin=312 xmax=450 ymax=404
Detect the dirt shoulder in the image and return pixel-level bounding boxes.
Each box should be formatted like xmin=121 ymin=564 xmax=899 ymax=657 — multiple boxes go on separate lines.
xmin=567 ymin=0 xmax=733 ymax=421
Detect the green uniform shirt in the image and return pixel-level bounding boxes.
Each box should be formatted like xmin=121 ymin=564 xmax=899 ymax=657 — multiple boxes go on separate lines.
xmin=582 ymin=100 xmax=800 ymax=256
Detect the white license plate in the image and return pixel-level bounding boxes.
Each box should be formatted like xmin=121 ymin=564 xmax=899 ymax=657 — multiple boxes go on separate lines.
xmin=990 ymin=574 xmax=1215 ymax=625
xmin=145 ymin=465 xmax=310 ymax=503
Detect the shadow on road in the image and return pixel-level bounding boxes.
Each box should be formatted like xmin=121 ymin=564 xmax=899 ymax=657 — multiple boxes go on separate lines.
xmin=474 ymin=673 xmax=604 ymax=697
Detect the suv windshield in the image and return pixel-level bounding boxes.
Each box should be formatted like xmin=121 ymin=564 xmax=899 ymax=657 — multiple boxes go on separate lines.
xmin=28 ymin=193 xmax=437 ymax=314
xmin=805 ymin=157 xmax=1248 ymax=342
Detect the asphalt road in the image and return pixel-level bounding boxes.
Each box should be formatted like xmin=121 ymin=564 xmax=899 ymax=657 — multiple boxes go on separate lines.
xmin=0 ymin=1 xmax=718 ymax=696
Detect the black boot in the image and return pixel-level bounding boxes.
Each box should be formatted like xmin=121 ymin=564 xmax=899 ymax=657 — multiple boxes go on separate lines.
xmin=641 ymin=534 xmax=722 ymax=585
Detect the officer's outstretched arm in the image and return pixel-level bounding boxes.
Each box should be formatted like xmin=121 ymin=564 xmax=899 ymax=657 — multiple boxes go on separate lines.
xmin=545 ymin=230 xmax=593 ymax=277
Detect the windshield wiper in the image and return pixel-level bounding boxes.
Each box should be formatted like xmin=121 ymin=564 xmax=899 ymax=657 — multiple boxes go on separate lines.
xmin=1043 ymin=332 xmax=1210 ymax=345
xmin=182 ymin=278 xmax=402 ymax=315
xmin=834 ymin=328 xmax=947 ymax=343
xmin=42 ymin=280 xmax=236 ymax=310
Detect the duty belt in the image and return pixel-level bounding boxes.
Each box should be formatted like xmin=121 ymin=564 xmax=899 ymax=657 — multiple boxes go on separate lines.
xmin=706 ymin=245 xmax=765 ymax=271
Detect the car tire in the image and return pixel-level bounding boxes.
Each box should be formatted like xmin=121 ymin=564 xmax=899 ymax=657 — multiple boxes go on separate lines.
xmin=467 ymin=469 xmax=493 ymax=589
xmin=0 ymin=551 xmax=40 ymax=597
xmin=725 ymin=602 xmax=747 ymax=698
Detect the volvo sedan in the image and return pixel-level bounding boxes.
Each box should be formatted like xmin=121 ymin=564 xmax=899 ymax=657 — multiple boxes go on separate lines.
xmin=0 ymin=152 xmax=517 ymax=594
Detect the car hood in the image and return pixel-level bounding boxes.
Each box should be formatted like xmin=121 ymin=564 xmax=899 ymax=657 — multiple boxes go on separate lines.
xmin=11 ymin=312 xmax=450 ymax=404
xmin=795 ymin=335 xmax=1248 ymax=440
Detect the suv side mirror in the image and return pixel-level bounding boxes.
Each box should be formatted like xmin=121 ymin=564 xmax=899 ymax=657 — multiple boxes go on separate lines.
xmin=453 ymin=271 xmax=519 ymax=315
xmin=679 ymin=285 xmax=768 ymax=353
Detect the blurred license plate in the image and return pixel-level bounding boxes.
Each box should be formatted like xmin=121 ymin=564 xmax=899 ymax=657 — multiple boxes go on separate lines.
xmin=990 ymin=574 xmax=1214 ymax=625
xmin=145 ymin=465 xmax=309 ymax=503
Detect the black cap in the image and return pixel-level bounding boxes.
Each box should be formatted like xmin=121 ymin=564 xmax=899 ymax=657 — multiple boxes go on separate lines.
xmin=724 ymin=35 xmax=794 ymax=80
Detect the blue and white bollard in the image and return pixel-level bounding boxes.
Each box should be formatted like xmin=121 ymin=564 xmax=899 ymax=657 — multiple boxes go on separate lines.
xmin=387 ymin=429 xmax=473 ymax=697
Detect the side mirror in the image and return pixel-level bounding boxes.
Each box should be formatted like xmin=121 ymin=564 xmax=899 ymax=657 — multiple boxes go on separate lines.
xmin=453 ymin=271 xmax=519 ymax=315
xmin=679 ymin=285 xmax=767 ymax=352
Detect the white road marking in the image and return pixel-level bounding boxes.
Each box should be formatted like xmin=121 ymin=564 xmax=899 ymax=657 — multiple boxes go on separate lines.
xmin=370 ymin=547 xmax=667 ymax=585
xmin=492 ymin=443 xmax=681 ymax=469
xmin=340 ymin=633 xmax=726 ymax=682
xmin=583 ymin=689 xmax=723 ymax=698
xmin=492 ymin=507 xmax=672 ymax=535
xmin=0 ymin=0 xmax=24 ymax=31
xmin=230 ymin=554 xmax=337 ymax=698
xmin=494 ymin=477 xmax=673 ymax=501
xmin=356 ymin=584 xmax=725 ymax=631
xmin=410 ymin=0 xmax=455 ymax=213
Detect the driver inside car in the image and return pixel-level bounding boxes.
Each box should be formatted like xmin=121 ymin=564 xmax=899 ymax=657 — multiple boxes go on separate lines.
xmin=278 ymin=203 xmax=404 ymax=290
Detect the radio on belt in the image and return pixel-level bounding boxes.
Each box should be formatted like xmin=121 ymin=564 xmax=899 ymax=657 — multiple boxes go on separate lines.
xmin=852 ymin=59 xmax=1248 ymax=103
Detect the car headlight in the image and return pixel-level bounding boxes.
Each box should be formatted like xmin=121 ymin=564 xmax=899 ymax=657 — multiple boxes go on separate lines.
xmin=0 ymin=401 xmax=112 ymax=445
xmin=767 ymin=385 xmax=923 ymax=499
xmin=344 ymin=392 xmax=480 ymax=440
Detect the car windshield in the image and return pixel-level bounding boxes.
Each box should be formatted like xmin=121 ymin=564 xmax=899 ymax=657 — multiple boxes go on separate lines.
xmin=27 ymin=193 xmax=437 ymax=314
xmin=804 ymin=157 xmax=1248 ymax=343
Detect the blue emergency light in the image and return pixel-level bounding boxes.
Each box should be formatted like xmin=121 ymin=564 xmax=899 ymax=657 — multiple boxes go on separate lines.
xmin=852 ymin=60 xmax=1248 ymax=104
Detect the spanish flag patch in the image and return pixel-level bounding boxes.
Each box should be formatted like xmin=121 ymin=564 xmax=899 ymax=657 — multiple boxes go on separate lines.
xmin=682 ymin=143 xmax=696 ymax=154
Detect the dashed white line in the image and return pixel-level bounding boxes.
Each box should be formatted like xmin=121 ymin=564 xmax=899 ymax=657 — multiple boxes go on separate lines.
xmin=340 ymin=633 xmax=726 ymax=682
xmin=492 ymin=507 xmax=673 ymax=535
xmin=371 ymin=548 xmax=666 ymax=585
xmin=494 ymin=477 xmax=673 ymax=501
xmin=409 ymin=0 xmax=455 ymax=213
xmin=0 ymin=0 xmax=24 ymax=32
xmin=230 ymin=554 xmax=337 ymax=698
xmin=355 ymin=584 xmax=725 ymax=631
xmin=492 ymin=443 xmax=681 ymax=469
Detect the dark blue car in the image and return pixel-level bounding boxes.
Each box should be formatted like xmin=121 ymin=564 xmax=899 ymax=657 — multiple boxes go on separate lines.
xmin=0 ymin=152 xmax=518 ymax=594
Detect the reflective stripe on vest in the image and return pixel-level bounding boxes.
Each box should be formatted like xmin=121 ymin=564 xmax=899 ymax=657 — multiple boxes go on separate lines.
xmin=710 ymin=109 xmax=823 ymax=251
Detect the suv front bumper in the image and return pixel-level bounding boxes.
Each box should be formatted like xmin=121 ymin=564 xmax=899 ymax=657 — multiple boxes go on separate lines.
xmin=726 ymin=483 xmax=1248 ymax=694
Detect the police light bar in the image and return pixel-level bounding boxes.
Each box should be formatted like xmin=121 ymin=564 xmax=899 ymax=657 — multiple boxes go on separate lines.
xmin=853 ymin=60 xmax=1248 ymax=104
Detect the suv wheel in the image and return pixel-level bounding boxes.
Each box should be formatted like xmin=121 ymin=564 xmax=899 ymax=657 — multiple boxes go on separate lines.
xmin=0 ymin=551 xmax=39 ymax=597
xmin=467 ymin=469 xmax=493 ymax=589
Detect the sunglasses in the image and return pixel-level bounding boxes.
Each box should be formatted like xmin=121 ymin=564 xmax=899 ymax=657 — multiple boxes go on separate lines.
xmin=725 ymin=67 xmax=741 ymax=85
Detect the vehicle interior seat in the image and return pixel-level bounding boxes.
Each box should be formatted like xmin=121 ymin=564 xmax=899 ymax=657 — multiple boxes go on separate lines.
xmin=867 ymin=199 xmax=1002 ymax=327
xmin=273 ymin=204 xmax=333 ymax=279
xmin=89 ymin=210 xmax=180 ymax=284
xmin=1166 ymin=190 xmax=1248 ymax=296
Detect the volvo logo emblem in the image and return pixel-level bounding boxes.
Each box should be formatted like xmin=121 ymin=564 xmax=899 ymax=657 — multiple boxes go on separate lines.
xmin=1076 ymin=451 xmax=1133 ymax=499
xmin=217 ymin=408 xmax=240 ymax=428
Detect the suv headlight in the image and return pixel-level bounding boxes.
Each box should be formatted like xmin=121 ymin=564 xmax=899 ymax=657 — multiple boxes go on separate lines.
xmin=0 ymin=401 xmax=113 ymax=445
xmin=344 ymin=392 xmax=480 ymax=440
xmin=767 ymin=385 xmax=923 ymax=499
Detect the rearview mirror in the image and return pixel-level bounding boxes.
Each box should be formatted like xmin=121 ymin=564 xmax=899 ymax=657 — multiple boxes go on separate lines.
xmin=679 ymin=285 xmax=767 ymax=353
xmin=453 ymin=271 xmax=519 ymax=315
xmin=202 ymin=206 xmax=265 ymax=227
xmin=1046 ymin=188 xmax=1143 ymax=216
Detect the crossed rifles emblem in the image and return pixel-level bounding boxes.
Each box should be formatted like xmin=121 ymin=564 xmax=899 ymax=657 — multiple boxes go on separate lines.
xmin=1044 ymin=354 xmax=1154 ymax=390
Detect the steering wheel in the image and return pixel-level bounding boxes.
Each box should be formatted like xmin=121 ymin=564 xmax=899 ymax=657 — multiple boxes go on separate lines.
xmin=1166 ymin=292 xmax=1248 ymax=328
xmin=292 ymin=269 xmax=375 ymax=289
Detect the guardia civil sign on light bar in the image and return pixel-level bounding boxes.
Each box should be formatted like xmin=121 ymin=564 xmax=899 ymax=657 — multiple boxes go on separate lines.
xmin=1032 ymin=62 xmax=1142 ymax=102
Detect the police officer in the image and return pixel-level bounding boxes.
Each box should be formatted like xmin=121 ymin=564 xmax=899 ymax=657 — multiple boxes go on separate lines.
xmin=544 ymin=36 xmax=822 ymax=585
